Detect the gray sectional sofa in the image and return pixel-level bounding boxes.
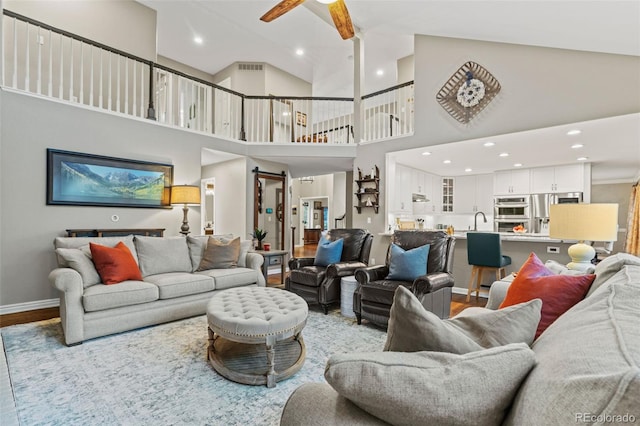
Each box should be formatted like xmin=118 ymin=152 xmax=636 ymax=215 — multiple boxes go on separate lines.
xmin=280 ymin=253 xmax=640 ymax=425
xmin=49 ymin=234 xmax=265 ymax=346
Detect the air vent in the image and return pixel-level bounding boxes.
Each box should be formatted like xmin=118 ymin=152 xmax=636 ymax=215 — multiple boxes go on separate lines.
xmin=238 ymin=63 xmax=263 ymax=71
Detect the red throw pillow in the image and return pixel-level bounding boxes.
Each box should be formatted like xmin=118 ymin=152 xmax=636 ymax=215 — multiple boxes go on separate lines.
xmin=89 ymin=242 xmax=142 ymax=284
xmin=499 ymin=252 xmax=595 ymax=339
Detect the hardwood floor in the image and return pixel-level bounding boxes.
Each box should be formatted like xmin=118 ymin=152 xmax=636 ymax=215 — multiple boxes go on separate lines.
xmin=0 ymin=243 xmax=485 ymax=328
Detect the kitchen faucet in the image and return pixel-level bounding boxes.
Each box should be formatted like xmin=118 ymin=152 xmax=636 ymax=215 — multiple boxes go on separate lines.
xmin=474 ymin=211 xmax=487 ymax=231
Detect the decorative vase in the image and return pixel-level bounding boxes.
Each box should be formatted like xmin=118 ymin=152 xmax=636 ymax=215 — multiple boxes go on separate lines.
xmin=257 ymin=240 xmax=263 ymax=250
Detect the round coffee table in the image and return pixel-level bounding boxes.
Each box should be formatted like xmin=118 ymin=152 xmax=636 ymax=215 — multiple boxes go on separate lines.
xmin=206 ymin=286 xmax=308 ymax=388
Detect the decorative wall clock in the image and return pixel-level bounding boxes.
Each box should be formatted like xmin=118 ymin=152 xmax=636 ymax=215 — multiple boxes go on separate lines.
xmin=436 ymin=61 xmax=501 ymax=124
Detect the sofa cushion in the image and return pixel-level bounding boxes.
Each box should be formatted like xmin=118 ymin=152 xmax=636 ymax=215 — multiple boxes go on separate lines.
xmin=90 ymin=242 xmax=143 ymax=284
xmin=55 ymin=247 xmax=101 ymax=287
xmin=500 ymin=253 xmax=594 ymax=338
xmin=55 ymin=235 xmax=138 ymax=265
xmin=187 ymin=234 xmax=233 ymax=271
xmin=325 ymin=343 xmax=536 ymax=426
xmin=588 ymin=252 xmax=640 ymax=297
xmin=385 ymin=285 xmax=542 ymax=353
xmin=504 ymin=265 xmax=640 ymax=425
xmin=82 ymin=280 xmax=159 ymax=312
xmin=386 ymin=243 xmax=429 ymax=281
xmin=144 ymin=272 xmax=214 ymax=299
xmin=314 ymin=236 xmax=344 ymax=267
xmin=197 ymin=237 xmax=241 ymax=271
xmin=196 ymin=267 xmax=260 ymax=290
xmin=134 ymin=236 xmax=192 ymax=277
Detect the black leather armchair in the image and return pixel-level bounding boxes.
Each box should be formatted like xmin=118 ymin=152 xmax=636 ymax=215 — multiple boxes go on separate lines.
xmin=353 ymin=230 xmax=455 ymax=327
xmin=285 ymin=229 xmax=373 ymax=314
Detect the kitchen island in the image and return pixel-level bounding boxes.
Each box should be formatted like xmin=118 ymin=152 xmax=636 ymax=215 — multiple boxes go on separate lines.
xmin=379 ymin=230 xmax=577 ymax=297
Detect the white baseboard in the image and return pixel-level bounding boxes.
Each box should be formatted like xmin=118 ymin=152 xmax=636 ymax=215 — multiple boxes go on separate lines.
xmin=0 ymin=298 xmax=60 ymax=315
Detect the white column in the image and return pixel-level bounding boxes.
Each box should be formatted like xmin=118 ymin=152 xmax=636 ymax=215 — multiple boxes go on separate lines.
xmin=352 ymin=35 xmax=364 ymax=144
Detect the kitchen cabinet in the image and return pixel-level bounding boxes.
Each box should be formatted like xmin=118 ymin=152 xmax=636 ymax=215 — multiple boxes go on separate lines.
xmin=454 ymin=174 xmax=493 ymax=213
xmin=531 ymin=164 xmax=584 ymax=193
xmin=430 ymin=175 xmax=443 ymax=213
xmin=411 ymin=169 xmax=427 ymax=194
xmin=494 ymin=169 xmax=530 ymax=195
xmin=393 ymin=164 xmax=412 ymax=213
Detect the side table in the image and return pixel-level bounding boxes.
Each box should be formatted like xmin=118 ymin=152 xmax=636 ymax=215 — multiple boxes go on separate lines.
xmin=340 ymin=276 xmax=358 ymax=318
xmin=254 ymin=250 xmax=288 ymax=285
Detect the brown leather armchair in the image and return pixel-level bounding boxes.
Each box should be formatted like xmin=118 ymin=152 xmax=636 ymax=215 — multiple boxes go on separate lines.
xmin=286 ymin=229 xmax=373 ymax=314
xmin=353 ymin=230 xmax=455 ymax=327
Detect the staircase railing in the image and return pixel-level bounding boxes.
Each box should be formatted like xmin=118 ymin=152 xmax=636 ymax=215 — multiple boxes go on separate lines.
xmin=2 ymin=9 xmax=412 ymax=145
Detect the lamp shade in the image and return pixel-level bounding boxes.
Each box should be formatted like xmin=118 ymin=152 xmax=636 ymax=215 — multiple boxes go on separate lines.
xmin=170 ymin=185 xmax=201 ymax=205
xmin=549 ymin=203 xmax=618 ymax=242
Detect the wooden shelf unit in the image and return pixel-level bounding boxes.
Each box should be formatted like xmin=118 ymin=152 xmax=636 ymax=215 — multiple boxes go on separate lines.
xmin=355 ymin=166 xmax=380 ymax=214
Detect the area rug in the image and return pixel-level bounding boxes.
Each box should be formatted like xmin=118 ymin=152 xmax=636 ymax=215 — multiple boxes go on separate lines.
xmin=2 ymin=310 xmax=386 ymax=425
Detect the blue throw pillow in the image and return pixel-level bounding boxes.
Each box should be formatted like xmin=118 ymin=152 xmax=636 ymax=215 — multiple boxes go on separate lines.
xmin=386 ymin=243 xmax=430 ymax=281
xmin=314 ymin=236 xmax=344 ymax=267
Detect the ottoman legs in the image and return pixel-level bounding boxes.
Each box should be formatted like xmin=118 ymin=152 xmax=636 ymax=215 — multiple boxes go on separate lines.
xmin=266 ymin=335 xmax=276 ymax=388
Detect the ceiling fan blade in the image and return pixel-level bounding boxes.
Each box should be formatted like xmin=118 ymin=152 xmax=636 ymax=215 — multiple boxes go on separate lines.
xmin=328 ymin=0 xmax=355 ymax=40
xmin=260 ymin=0 xmax=306 ymax=22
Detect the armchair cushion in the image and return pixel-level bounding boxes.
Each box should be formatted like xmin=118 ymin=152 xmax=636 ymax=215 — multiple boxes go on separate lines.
xmin=384 ymin=286 xmax=542 ymax=353
xmin=324 ymin=343 xmax=536 ymax=426
xmin=289 ymin=266 xmax=327 ymax=287
xmin=386 ymin=243 xmax=429 ymax=281
xmin=314 ymin=236 xmax=344 ymax=267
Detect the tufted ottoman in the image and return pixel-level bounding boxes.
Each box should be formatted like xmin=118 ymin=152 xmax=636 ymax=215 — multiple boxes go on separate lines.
xmin=206 ymin=286 xmax=308 ymax=388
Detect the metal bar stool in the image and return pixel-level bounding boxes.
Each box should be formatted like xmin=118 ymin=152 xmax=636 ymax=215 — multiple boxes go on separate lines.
xmin=466 ymin=232 xmax=511 ymax=301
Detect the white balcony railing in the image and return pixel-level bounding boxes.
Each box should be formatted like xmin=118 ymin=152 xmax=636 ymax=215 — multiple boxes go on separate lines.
xmin=2 ymin=9 xmax=412 ymax=145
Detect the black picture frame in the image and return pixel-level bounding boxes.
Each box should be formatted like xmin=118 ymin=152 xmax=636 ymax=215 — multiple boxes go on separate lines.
xmin=47 ymin=149 xmax=173 ymax=208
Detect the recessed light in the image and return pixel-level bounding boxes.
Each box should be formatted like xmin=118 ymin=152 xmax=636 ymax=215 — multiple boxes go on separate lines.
xmin=443 ymin=160 xmax=451 ymax=164
xmin=295 ymin=48 xmax=304 ymax=56
xmin=567 ymin=129 xmax=581 ymax=136
xmin=577 ymin=157 xmax=588 ymax=161
xmin=421 ymin=151 xmax=431 ymax=156
xmin=499 ymin=152 xmax=509 ymax=157
xmin=376 ymin=69 xmax=384 ymax=76
xmin=194 ymin=36 xmax=203 ymax=45
xmin=282 ymin=111 xmax=290 ymax=116
xmin=464 ymin=168 xmax=472 ymax=172
xmin=483 ymin=142 xmax=495 ymax=147
xmin=317 ymin=0 xmax=337 ymax=4
xmin=514 ymin=163 xmax=523 ymax=167
xmin=571 ymin=143 xmax=583 ymax=149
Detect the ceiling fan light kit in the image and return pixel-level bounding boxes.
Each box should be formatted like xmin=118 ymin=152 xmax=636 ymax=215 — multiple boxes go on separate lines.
xmin=436 ymin=61 xmax=501 ymax=124
xmin=261 ymin=0 xmax=354 ymax=40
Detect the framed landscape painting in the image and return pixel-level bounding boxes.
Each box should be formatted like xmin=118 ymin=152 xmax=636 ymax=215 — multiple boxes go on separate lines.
xmin=47 ymin=149 xmax=173 ymax=208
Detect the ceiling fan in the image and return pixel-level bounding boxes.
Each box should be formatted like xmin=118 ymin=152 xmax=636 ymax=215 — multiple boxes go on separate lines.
xmin=260 ymin=0 xmax=355 ymax=40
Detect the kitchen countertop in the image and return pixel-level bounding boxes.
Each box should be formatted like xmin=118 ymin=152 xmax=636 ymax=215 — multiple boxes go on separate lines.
xmin=379 ymin=230 xmax=565 ymax=243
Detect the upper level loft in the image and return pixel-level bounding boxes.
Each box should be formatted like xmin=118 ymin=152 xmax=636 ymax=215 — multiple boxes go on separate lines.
xmin=1 ymin=10 xmax=414 ymax=147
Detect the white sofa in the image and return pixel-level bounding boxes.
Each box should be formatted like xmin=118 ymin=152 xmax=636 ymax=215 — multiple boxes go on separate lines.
xmin=280 ymin=253 xmax=640 ymax=425
xmin=49 ymin=234 xmax=265 ymax=346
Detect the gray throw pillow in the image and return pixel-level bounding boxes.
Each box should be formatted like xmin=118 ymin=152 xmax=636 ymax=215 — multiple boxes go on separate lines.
xmin=134 ymin=236 xmax=192 ymax=277
xmin=384 ymin=285 xmax=542 ymax=353
xmin=587 ymin=253 xmax=640 ymax=297
xmin=55 ymin=246 xmax=101 ymax=287
xmin=325 ymin=343 xmax=536 ymax=426
xmin=197 ymin=237 xmax=241 ymax=271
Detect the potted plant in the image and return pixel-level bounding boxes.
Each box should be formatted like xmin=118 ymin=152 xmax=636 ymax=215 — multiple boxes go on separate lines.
xmin=252 ymin=228 xmax=268 ymax=250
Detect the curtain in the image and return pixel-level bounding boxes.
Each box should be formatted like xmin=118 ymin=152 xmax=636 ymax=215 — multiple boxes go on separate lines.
xmin=625 ymin=183 xmax=640 ymax=256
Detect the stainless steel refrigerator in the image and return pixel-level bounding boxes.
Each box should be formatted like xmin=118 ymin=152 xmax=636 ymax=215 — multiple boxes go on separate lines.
xmin=532 ymin=192 xmax=583 ymax=234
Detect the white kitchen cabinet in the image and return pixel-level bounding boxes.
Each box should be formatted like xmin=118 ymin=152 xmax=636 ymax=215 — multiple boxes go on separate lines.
xmin=454 ymin=174 xmax=493 ymax=213
xmin=410 ymin=168 xmax=427 ymax=194
xmin=494 ymin=169 xmax=530 ymax=195
xmin=426 ymin=174 xmax=442 ymax=213
xmin=394 ymin=164 xmax=412 ymax=213
xmin=531 ymin=164 xmax=585 ymax=193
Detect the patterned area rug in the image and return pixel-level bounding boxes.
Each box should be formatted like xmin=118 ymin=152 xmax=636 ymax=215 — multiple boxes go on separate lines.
xmin=2 ymin=310 xmax=386 ymax=425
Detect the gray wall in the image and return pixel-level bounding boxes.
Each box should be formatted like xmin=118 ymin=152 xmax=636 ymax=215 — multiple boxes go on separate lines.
xmin=0 ymin=89 xmax=226 ymax=307
xmin=591 ymin=182 xmax=634 ymax=253
xmin=353 ymin=35 xmax=640 ymax=274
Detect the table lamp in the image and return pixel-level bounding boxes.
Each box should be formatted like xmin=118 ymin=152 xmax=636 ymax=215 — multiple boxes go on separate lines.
xmin=171 ymin=185 xmax=201 ymax=236
xmin=549 ymin=203 xmax=618 ymax=271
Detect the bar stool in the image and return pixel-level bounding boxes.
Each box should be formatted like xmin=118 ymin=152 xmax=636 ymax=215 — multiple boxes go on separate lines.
xmin=466 ymin=232 xmax=511 ymax=301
